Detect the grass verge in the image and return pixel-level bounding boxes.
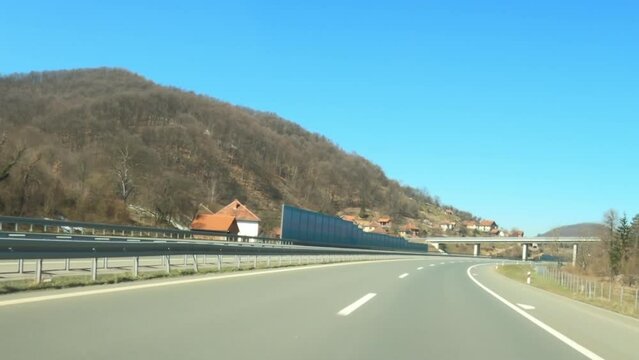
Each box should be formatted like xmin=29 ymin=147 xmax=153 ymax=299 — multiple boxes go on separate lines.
xmin=496 ymin=264 xmax=639 ymax=319
xmin=0 ymin=258 xmax=372 ymax=295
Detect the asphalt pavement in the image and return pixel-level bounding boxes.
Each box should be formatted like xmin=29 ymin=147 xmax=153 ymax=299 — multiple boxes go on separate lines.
xmin=0 ymin=257 xmax=637 ymax=359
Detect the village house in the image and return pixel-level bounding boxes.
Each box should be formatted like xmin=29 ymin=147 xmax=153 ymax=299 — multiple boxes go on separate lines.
xmin=439 ymin=222 xmax=456 ymax=232
xmin=462 ymin=220 xmax=478 ymax=230
xmin=215 ymin=199 xmax=261 ymax=237
xmin=478 ymin=220 xmax=498 ymax=232
xmin=340 ymin=215 xmax=357 ymax=224
xmin=378 ymin=216 xmax=392 ymax=228
xmin=490 ymin=228 xmax=506 ymax=237
xmin=400 ymin=223 xmax=420 ymax=238
xmin=190 ymin=214 xmax=240 ymax=235
xmin=510 ymin=230 xmax=525 ymax=237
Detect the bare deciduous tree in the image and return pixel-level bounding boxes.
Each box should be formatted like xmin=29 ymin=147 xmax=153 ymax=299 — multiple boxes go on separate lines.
xmin=114 ymin=146 xmax=135 ymax=203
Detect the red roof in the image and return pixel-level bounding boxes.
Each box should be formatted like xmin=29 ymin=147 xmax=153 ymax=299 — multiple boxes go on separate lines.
xmin=190 ymin=214 xmax=239 ymax=234
xmin=341 ymin=215 xmax=356 ymax=222
xmin=215 ymin=199 xmax=261 ymax=222
xmin=479 ymin=220 xmax=496 ymax=226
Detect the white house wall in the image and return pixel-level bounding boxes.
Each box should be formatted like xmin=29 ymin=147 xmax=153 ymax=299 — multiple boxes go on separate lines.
xmin=238 ymin=221 xmax=259 ymax=237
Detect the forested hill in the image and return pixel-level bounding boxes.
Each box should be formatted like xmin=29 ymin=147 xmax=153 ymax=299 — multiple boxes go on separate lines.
xmin=540 ymin=223 xmax=607 ymax=237
xmin=0 ymin=68 xmax=475 ymax=232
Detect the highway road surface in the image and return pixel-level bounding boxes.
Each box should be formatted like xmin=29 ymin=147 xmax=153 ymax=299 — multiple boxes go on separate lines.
xmin=0 ymin=257 xmax=637 ymax=359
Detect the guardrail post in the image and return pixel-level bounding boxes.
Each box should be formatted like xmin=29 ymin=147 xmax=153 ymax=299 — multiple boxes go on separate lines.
xmin=35 ymin=259 xmax=43 ymax=284
xmin=165 ymin=255 xmax=171 ymax=273
xmin=65 ymin=258 xmax=70 ymax=271
xmin=133 ymin=256 xmax=139 ymax=277
xmin=91 ymin=258 xmax=98 ymax=281
xmin=217 ymin=255 xmax=222 ymax=271
xmin=18 ymin=259 xmax=24 ymax=274
xmin=193 ymin=255 xmax=199 ymax=272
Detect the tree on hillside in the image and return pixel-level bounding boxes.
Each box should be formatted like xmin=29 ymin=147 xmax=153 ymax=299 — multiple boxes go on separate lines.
xmin=616 ymin=214 xmax=633 ymax=281
xmin=0 ymin=133 xmax=25 ymax=183
xmin=113 ymin=146 xmax=135 ymax=203
xmin=631 ymin=214 xmax=639 ymax=253
xmin=603 ymin=209 xmax=621 ymax=276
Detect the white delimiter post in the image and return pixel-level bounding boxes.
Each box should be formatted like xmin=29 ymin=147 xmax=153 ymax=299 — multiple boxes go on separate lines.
xmin=473 ymin=244 xmax=480 ymax=257
xmin=572 ymin=244 xmax=578 ymax=267
xmin=521 ymin=244 xmax=528 ymax=261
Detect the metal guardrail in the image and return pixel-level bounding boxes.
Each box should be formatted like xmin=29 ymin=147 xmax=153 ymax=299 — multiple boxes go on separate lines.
xmin=0 ymin=214 xmax=431 ymax=284
xmin=0 ymin=215 xmax=288 ymax=244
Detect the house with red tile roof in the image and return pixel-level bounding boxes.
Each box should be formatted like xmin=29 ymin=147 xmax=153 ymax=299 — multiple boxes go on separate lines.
xmin=340 ymin=215 xmax=357 ymax=224
xmin=215 ymin=199 xmax=261 ymax=237
xmin=478 ymin=220 xmax=498 ymax=232
xmin=462 ymin=220 xmax=478 ymax=230
xmin=190 ymin=214 xmax=239 ymax=234
xmin=378 ymin=216 xmax=391 ymax=227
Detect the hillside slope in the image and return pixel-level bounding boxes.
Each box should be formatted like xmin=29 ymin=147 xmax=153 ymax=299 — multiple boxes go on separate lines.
xmin=0 ymin=68 xmax=475 ymax=233
xmin=540 ymin=223 xmax=607 ymax=237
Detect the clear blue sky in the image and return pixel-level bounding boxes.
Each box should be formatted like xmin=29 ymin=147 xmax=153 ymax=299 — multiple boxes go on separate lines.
xmin=2 ymin=1 xmax=638 ymax=235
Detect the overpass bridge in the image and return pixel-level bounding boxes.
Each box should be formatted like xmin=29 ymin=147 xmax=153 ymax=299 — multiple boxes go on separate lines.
xmin=414 ymin=237 xmax=601 ymax=265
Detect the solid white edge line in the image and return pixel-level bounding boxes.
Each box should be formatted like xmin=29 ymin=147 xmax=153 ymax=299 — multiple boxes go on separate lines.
xmin=466 ymin=264 xmax=605 ymax=360
xmin=398 ymin=273 xmax=409 ymax=279
xmin=337 ymin=293 xmax=377 ymax=316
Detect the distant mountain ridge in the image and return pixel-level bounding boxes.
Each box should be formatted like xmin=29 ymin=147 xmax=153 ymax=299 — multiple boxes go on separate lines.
xmin=540 ymin=223 xmax=606 ymax=237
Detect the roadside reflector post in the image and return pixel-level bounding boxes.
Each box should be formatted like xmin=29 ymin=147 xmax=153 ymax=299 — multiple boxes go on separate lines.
xmin=236 ymin=255 xmax=241 ymax=270
xmin=193 ymin=255 xmax=198 ymax=272
xmin=217 ymin=255 xmax=222 ymax=271
xmin=133 ymin=256 xmax=139 ymax=277
xmin=165 ymin=255 xmax=171 ymax=273
xmin=18 ymin=259 xmax=24 ymax=274
xmin=34 ymin=259 xmax=43 ymax=284
xmin=103 ymin=257 xmax=108 ymax=269
xmin=572 ymin=244 xmax=578 ymax=267
xmin=91 ymin=258 xmax=98 ymax=281
xmin=253 ymin=255 xmax=257 ymax=269
xmin=65 ymin=258 xmax=70 ymax=271
xmin=183 ymin=254 xmax=188 ymax=266
xmin=267 ymin=255 xmax=271 ymax=267
xmin=526 ymin=271 xmax=531 ymax=285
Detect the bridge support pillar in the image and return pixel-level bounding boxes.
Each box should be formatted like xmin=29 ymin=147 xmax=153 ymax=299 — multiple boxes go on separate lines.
xmin=521 ymin=244 xmax=529 ymax=261
xmin=572 ymin=244 xmax=578 ymax=267
xmin=473 ymin=244 xmax=480 ymax=257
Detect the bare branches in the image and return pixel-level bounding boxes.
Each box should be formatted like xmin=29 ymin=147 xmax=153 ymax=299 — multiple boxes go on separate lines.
xmin=113 ymin=146 xmax=135 ymax=202
xmin=0 ymin=133 xmax=26 ymax=183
